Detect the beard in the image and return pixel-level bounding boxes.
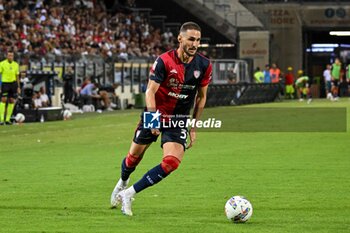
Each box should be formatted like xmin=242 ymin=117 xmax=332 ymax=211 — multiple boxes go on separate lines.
xmin=184 ymin=45 xmax=197 ymax=57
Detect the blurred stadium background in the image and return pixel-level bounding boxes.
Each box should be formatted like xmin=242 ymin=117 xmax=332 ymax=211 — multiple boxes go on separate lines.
xmin=1 ymin=1 xmax=350 ymax=232
xmin=1 ymin=0 xmax=350 ymax=118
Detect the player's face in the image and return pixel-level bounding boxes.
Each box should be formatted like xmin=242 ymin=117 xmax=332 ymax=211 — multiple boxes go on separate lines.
xmin=7 ymin=52 xmax=14 ymax=62
xmin=179 ymin=29 xmax=201 ymax=57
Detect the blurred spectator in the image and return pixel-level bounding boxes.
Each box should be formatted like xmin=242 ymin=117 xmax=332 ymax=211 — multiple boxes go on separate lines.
xmin=226 ymin=66 xmax=236 ymax=84
xmin=39 ymin=86 xmax=50 ymax=107
xmin=79 ymin=80 xmax=115 ymax=111
xmin=339 ymin=76 xmax=349 ymax=97
xmin=331 ymin=58 xmax=341 ymax=100
xmin=263 ymin=64 xmax=271 ymax=83
xmin=33 ymin=91 xmax=42 ymax=109
xmin=323 ymin=64 xmax=332 ymax=100
xmin=285 ymin=66 xmax=295 ymax=99
xmin=295 ymin=70 xmax=311 ymax=103
xmin=0 ymin=0 xmax=164 ymax=62
xmin=270 ymin=63 xmax=281 ymax=83
xmin=253 ymin=67 xmax=263 ymax=83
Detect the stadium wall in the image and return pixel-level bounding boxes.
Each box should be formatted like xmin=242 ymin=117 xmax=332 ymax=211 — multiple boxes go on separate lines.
xmin=243 ymin=2 xmax=350 ymax=73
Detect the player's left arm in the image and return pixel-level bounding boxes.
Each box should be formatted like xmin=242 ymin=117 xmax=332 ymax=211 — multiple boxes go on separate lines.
xmin=16 ymin=63 xmax=20 ymax=94
xmin=187 ymin=84 xmax=208 ymax=149
xmin=187 ymin=62 xmax=212 ymax=149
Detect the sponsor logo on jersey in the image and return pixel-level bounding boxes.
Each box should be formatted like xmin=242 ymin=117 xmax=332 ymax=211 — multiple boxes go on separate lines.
xmin=168 ymin=91 xmax=188 ymax=99
xmin=170 ymin=69 xmax=178 ymax=74
xmin=167 ymin=78 xmax=196 ymax=90
xmin=167 ymin=78 xmax=179 ymax=88
xmin=194 ymin=70 xmax=200 ymax=78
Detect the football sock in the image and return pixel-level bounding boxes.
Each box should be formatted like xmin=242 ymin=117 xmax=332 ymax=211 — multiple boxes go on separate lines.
xmin=121 ymin=158 xmax=136 ymax=181
xmin=125 ymin=153 xmax=143 ymax=167
xmin=0 ymin=102 xmax=5 ymax=122
xmin=5 ymin=103 xmax=14 ymax=122
xmin=133 ymin=164 xmax=168 ymax=193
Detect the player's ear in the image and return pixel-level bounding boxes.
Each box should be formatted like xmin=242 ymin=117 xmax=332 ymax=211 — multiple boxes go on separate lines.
xmin=178 ymin=34 xmax=182 ymax=43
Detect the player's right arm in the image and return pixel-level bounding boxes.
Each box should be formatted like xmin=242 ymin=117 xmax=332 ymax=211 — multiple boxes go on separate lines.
xmin=146 ymin=57 xmax=165 ymax=135
xmin=145 ymin=80 xmax=160 ymax=135
xmin=145 ymin=80 xmax=160 ymax=112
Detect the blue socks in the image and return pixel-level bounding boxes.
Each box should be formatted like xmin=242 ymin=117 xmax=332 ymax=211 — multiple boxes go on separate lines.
xmin=133 ymin=164 xmax=168 ymax=193
xmin=121 ymin=158 xmax=135 ymax=181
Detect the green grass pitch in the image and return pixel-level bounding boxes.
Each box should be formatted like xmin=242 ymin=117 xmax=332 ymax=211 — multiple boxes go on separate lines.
xmin=0 ymin=99 xmax=349 ymax=233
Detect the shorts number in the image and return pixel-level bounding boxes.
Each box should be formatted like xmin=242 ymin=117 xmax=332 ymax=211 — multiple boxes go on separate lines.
xmin=180 ymin=129 xmax=187 ymax=140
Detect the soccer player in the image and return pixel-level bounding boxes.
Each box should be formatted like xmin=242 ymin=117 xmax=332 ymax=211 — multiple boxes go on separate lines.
xmin=110 ymin=22 xmax=212 ymax=216
xmin=0 ymin=51 xmax=20 ymax=125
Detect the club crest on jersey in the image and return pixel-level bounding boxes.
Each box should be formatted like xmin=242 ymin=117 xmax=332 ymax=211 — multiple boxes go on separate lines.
xmin=194 ymin=70 xmax=200 ymax=79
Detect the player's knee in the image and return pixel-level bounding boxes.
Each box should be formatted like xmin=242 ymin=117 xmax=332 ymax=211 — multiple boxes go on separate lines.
xmin=161 ymin=155 xmax=181 ymax=174
xmin=125 ymin=152 xmax=143 ymax=168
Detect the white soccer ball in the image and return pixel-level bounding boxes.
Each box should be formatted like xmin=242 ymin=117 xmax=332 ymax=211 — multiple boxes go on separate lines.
xmin=224 ymin=196 xmax=253 ymax=223
xmin=63 ymin=109 xmax=72 ymax=120
xmin=15 ymin=113 xmax=25 ymax=123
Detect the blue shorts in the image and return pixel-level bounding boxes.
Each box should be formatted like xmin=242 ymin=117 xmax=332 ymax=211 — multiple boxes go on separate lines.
xmin=133 ymin=121 xmax=188 ymax=150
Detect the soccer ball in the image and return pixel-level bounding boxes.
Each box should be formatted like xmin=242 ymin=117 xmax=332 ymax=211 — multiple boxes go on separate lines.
xmin=15 ymin=113 xmax=25 ymax=123
xmin=224 ymin=196 xmax=253 ymax=223
xmin=63 ymin=109 xmax=72 ymax=120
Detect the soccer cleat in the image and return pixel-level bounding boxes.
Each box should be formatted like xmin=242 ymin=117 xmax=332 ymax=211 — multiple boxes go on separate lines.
xmin=5 ymin=121 xmax=12 ymax=125
xmin=110 ymin=178 xmax=129 ymax=208
xmin=307 ymin=99 xmax=312 ymax=104
xmin=119 ymin=190 xmax=133 ymax=216
xmin=299 ymin=98 xmax=304 ymax=102
xmin=0 ymin=122 xmax=4 ymax=126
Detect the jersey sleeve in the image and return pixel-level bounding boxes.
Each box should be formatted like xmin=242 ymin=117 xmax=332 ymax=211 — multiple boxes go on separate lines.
xmin=149 ymin=57 xmax=166 ymax=84
xmin=200 ymin=62 xmax=212 ymax=87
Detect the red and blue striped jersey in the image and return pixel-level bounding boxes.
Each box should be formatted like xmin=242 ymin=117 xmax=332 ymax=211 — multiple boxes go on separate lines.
xmin=149 ymin=49 xmax=212 ymax=117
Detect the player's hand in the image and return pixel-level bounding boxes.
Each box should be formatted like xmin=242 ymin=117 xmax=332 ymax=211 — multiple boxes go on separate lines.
xmin=151 ymin=128 xmax=160 ymax=136
xmin=186 ymin=128 xmax=196 ymax=149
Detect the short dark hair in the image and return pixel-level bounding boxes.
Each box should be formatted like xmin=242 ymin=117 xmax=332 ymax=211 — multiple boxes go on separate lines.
xmin=179 ymin=22 xmax=201 ymax=34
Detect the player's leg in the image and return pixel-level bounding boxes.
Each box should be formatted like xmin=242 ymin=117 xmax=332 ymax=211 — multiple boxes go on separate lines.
xmin=119 ymin=129 xmax=186 ymax=216
xmin=0 ymin=97 xmax=6 ymax=124
xmin=291 ymin=85 xmax=295 ymax=99
xmin=5 ymin=83 xmax=17 ymax=123
xmin=99 ymin=91 xmax=111 ymax=109
xmin=0 ymin=83 xmax=9 ymax=124
xmin=111 ymin=125 xmax=158 ymax=208
xmin=110 ymin=142 xmax=150 ymax=208
xmin=5 ymin=97 xmax=15 ymax=124
xmin=298 ymin=87 xmax=304 ymax=101
xmin=332 ymin=81 xmax=339 ymax=100
xmin=326 ymin=81 xmax=333 ymax=100
xmin=305 ymin=85 xmax=312 ymax=104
